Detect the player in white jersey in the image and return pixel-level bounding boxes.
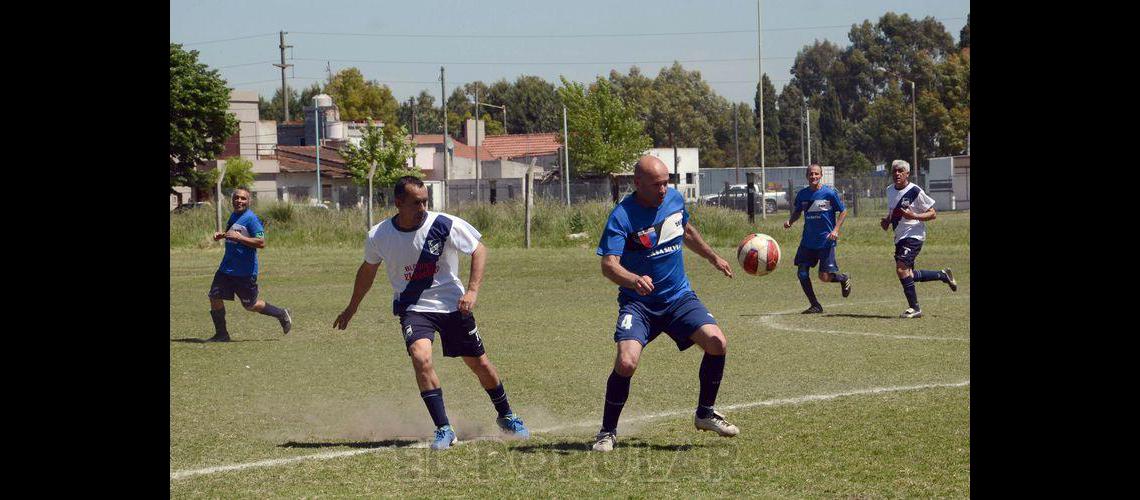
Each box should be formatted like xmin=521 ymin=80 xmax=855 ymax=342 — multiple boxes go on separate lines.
xmin=880 ymin=160 xmax=958 ymax=318
xmin=332 ymin=176 xmax=529 ymax=450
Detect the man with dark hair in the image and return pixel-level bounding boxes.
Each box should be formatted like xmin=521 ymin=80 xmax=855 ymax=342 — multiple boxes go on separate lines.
xmin=206 ymin=187 xmax=292 ymax=342
xmin=784 ymin=164 xmax=851 ymax=314
xmin=333 ymin=176 xmax=529 ymax=450
xmin=591 ymin=156 xmax=739 ymax=452
xmin=881 ymin=160 xmax=957 ymax=318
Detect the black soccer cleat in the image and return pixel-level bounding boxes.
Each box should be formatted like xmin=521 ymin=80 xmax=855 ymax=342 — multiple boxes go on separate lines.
xmin=206 ymin=333 xmax=231 ymax=342
xmin=280 ymin=308 xmax=293 ymax=335
xmin=802 ymin=304 xmax=823 ymax=314
xmin=942 ymin=268 xmax=958 ymax=292
xmin=841 ymin=277 xmax=852 ymax=298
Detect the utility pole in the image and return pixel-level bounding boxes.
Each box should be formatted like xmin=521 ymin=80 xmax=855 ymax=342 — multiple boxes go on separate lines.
xmin=410 ymin=96 xmax=418 ymax=135
xmin=273 ymin=31 xmax=293 ymax=122
xmin=315 ymin=101 xmax=321 ymax=205
xmin=757 ymin=0 xmax=766 ymax=219
xmin=474 ymin=87 xmax=481 ymax=203
xmin=733 ymin=107 xmax=740 ymax=185
xmin=804 ymin=96 xmax=811 ymax=166
xmin=563 ymin=104 xmax=571 ymax=205
xmin=440 ymin=67 xmax=450 ymax=209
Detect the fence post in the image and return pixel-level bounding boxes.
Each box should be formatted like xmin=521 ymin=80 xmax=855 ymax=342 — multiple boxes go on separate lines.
xmin=746 ymin=172 xmax=756 ymax=224
xmin=489 ymin=180 xmax=497 ymax=205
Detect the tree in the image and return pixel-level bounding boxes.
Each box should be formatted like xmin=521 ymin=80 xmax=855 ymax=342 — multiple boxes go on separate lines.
xmin=959 ymin=13 xmax=970 ymax=50
xmin=219 ymin=157 xmax=255 ymax=190
xmin=340 ymin=121 xmax=421 ymax=196
xmin=170 ymin=43 xmax=238 ymax=193
xmin=557 ymin=76 xmax=652 ymax=176
xmin=397 ymin=90 xmax=442 ymax=134
xmin=754 ymin=74 xmax=785 ymax=166
xmin=259 ymin=83 xmax=322 ymax=122
xmin=647 ymin=63 xmax=720 ymax=164
xmin=323 ymin=68 xmax=399 ymax=124
xmin=499 ymin=75 xmax=563 ymax=133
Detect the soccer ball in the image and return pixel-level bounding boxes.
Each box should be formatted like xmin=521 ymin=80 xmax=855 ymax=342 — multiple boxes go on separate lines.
xmin=737 ymin=233 xmax=781 ymax=276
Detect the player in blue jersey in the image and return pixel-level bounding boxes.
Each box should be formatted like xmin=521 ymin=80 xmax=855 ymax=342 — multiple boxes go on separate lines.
xmin=783 ymin=164 xmax=851 ymax=314
xmin=880 ymin=160 xmax=958 ymax=318
xmin=590 ymin=156 xmax=739 ymax=452
xmin=205 ymin=187 xmax=292 ymax=342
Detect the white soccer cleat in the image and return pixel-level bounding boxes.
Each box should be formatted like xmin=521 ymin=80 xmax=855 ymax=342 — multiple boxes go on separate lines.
xmin=694 ymin=410 xmax=740 ymax=437
xmin=592 ymin=430 xmax=617 ymax=452
xmin=900 ymin=307 xmax=923 ymax=318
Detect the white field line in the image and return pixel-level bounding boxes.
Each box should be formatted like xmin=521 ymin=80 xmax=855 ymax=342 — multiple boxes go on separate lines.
xmin=170 ymin=380 xmax=969 ymax=480
xmin=757 ymin=296 xmax=969 ymax=341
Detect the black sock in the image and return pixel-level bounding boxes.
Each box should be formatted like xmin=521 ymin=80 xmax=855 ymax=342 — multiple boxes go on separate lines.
xmin=831 ymin=272 xmax=849 ymax=284
xmin=913 ymin=270 xmax=945 ymax=282
xmin=900 ymin=276 xmax=919 ymax=309
xmin=798 ymin=267 xmax=820 ymax=307
xmin=601 ymin=370 xmax=632 ymax=433
xmin=485 ymin=383 xmax=512 ymax=418
xmin=259 ymin=302 xmax=286 ymax=319
xmin=420 ymin=388 xmax=450 ymax=428
xmin=209 ymin=308 xmax=227 ymax=336
xmin=697 ymin=354 xmax=726 ymax=418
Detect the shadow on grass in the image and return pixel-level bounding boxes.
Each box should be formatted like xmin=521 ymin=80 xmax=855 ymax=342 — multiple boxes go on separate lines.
xmin=513 ymin=438 xmax=707 ymax=455
xmin=170 ymin=338 xmax=281 ymax=343
xmin=823 ymin=313 xmax=897 ymax=319
xmin=278 ymin=439 xmax=419 ymax=449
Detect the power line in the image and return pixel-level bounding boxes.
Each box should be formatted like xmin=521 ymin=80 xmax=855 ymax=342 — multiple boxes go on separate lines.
xmin=288 ymin=56 xmax=793 ymax=66
xmin=179 ymin=33 xmax=277 ymax=46
xmin=218 ymin=61 xmax=277 ymax=69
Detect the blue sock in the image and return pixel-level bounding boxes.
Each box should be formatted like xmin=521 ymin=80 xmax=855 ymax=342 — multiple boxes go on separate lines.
xmin=697 ymin=354 xmax=725 ymax=418
xmin=913 ymin=270 xmax=945 ymax=283
xmin=798 ymin=267 xmax=820 ymax=307
xmin=420 ymin=388 xmax=450 ymax=428
xmin=209 ymin=308 xmax=227 ymax=336
xmin=485 ymin=383 xmax=512 ymax=418
xmin=601 ymin=370 xmax=631 ymax=433
xmin=831 ymin=272 xmax=848 ymax=283
xmin=259 ymin=302 xmax=286 ymax=319
xmin=900 ymin=276 xmax=919 ymax=309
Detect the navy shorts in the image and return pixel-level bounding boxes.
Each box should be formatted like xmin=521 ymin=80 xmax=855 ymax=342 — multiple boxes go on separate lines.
xmin=207 ymin=271 xmax=259 ymax=307
xmin=894 ymin=237 xmax=924 ymax=268
xmin=793 ymin=244 xmax=840 ymax=273
xmin=613 ymin=291 xmax=718 ymax=351
xmin=399 ymin=311 xmax=486 ymax=358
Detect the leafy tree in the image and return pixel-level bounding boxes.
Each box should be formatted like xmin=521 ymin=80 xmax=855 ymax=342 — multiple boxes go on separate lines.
xmin=647 ymin=63 xmax=719 ymax=162
xmin=959 ymin=13 xmax=970 ymax=49
xmin=777 ymin=85 xmax=807 ymax=165
xmin=323 ymin=68 xmax=398 ymax=124
xmin=557 ymin=76 xmax=652 ymax=176
xmin=754 ymin=74 xmax=785 ymax=166
xmin=220 ymin=157 xmax=255 ymax=190
xmin=397 ymin=90 xmax=442 ymax=134
xmin=340 ymin=121 xmax=421 ymax=205
xmin=608 ymin=66 xmax=656 ymax=123
xmin=170 ymin=43 xmax=238 ymax=193
xmin=259 ymin=83 xmax=322 ymax=122
xmin=499 ymin=75 xmax=563 ymax=133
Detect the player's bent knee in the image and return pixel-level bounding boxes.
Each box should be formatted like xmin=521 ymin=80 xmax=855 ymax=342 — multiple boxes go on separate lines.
xmin=818 ymin=272 xmax=831 ymax=282
xmin=615 ymin=357 xmax=639 ymax=377
xmin=797 ymin=268 xmax=810 ymax=280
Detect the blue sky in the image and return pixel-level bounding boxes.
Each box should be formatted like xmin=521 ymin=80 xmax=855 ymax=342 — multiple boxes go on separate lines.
xmin=170 ymin=0 xmax=969 ymax=107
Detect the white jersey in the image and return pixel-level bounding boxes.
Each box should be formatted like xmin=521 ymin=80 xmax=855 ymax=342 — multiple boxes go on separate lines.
xmin=885 ymin=182 xmax=936 ymax=243
xmin=364 ymin=211 xmax=483 ymax=314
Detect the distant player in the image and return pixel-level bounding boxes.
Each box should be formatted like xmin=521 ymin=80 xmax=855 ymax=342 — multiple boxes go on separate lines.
xmin=591 ymin=155 xmax=739 ymax=453
xmin=880 ymin=160 xmax=958 ymax=318
xmin=783 ymin=164 xmax=851 ymax=314
xmin=206 ymin=187 xmax=292 ymax=342
xmin=332 ymin=176 xmax=529 ymax=450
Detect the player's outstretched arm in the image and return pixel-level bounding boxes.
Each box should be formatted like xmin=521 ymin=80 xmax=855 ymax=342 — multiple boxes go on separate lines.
xmin=784 ymin=208 xmax=802 ymax=229
xmin=683 ymin=223 xmax=733 ymax=278
xmin=459 ymin=243 xmax=486 ymax=315
xmin=224 ymin=230 xmax=266 ymax=249
xmin=830 ymin=209 xmax=849 ymax=241
xmin=333 ymin=261 xmax=381 ymax=330
xmin=601 ymin=255 xmax=655 ymax=295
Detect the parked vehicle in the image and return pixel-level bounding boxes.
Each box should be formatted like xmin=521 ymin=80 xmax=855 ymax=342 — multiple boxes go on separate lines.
xmin=171 ymin=201 xmax=211 ymax=213
xmin=701 ymin=184 xmax=789 ymax=214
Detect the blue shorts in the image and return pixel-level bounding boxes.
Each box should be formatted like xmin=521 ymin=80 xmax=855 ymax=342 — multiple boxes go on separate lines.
xmin=399 ymin=311 xmax=486 ymax=358
xmin=207 ymin=271 xmax=259 ymax=307
xmin=793 ymin=244 xmax=840 ymax=273
xmin=894 ymin=237 xmax=924 ymax=268
xmin=613 ymin=291 xmax=717 ymax=351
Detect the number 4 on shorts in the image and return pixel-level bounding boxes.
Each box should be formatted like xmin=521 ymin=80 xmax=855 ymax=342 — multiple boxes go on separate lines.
xmin=620 ymin=314 xmax=633 ymax=330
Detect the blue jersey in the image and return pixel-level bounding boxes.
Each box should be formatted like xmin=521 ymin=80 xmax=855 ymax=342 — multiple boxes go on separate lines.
xmin=218 ymin=210 xmax=264 ymax=276
xmin=794 ymin=185 xmax=845 ymax=250
xmin=596 ymin=189 xmax=691 ymax=304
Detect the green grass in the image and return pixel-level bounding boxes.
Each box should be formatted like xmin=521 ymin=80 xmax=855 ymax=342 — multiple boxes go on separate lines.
xmin=170 ymin=210 xmax=969 ymax=497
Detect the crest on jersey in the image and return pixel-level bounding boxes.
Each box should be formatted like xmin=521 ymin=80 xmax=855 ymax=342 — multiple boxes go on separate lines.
xmin=426 ymin=238 xmax=442 ymax=256
xmin=635 ymin=227 xmax=657 ymax=248
xmin=900 ymin=199 xmax=911 ymax=209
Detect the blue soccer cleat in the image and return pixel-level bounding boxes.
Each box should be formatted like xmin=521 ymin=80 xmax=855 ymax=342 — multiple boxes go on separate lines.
xmin=496 ymin=413 xmax=530 ymax=438
xmin=430 ymin=425 xmax=457 ymax=450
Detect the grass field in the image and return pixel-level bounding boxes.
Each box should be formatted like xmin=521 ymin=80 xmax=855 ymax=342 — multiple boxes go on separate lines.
xmin=170 ymin=211 xmax=969 ymax=497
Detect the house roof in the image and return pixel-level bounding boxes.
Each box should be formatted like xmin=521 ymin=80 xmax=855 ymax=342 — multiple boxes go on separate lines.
xmin=275 ymin=145 xmax=351 ymax=178
xmin=481 ymin=133 xmax=562 ymax=159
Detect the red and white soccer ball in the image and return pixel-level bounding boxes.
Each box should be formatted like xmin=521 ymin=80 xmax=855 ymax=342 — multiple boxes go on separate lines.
xmin=736 ymin=233 xmax=781 ymax=276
